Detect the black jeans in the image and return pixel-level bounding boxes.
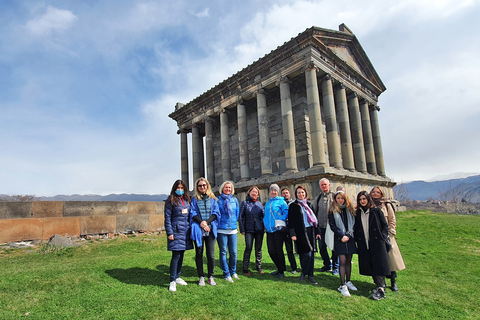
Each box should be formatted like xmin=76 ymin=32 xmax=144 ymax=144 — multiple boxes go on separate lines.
xmin=318 ymin=227 xmax=339 ymax=269
xmin=284 ymin=234 xmax=298 ymax=271
xmin=243 ymin=232 xmax=264 ymax=272
xmin=267 ymin=231 xmax=286 ymax=273
xmin=194 ymin=233 xmax=216 ymax=278
xmin=372 ymin=275 xmax=386 ymax=288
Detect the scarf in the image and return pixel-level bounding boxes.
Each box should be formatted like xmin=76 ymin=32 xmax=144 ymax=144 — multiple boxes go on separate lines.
xmin=220 ymin=193 xmax=234 ymax=217
xmin=372 ymin=197 xmax=383 ymax=208
xmin=299 ymin=199 xmax=318 ymax=227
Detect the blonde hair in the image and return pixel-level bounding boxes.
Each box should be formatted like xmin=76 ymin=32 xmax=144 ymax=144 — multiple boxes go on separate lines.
xmin=219 ymin=180 xmax=235 ymax=196
xmin=328 ymin=191 xmax=356 ymax=216
xmin=370 ymin=186 xmax=385 ymax=198
xmin=194 ymin=177 xmax=217 ymax=200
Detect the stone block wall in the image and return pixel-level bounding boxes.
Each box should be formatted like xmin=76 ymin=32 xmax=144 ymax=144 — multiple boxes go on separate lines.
xmin=0 ymin=201 xmax=165 ymax=243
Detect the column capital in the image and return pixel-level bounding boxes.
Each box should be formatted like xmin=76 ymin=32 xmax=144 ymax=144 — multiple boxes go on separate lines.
xmin=369 ymin=105 xmax=381 ymax=111
xmin=335 ymin=83 xmax=346 ymax=91
xmin=322 ymin=74 xmax=332 ymax=81
xmin=276 ymin=76 xmax=291 ymax=86
xmin=347 ymin=92 xmax=358 ymax=100
xmin=257 ymin=88 xmax=265 ymax=95
xmin=237 ymin=96 xmax=244 ymax=105
xmin=203 ymin=116 xmax=214 ymax=124
xmin=304 ymin=61 xmax=318 ymax=72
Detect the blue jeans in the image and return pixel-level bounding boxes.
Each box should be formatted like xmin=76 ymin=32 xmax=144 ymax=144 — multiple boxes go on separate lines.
xmin=217 ymin=233 xmax=238 ymax=277
xmin=169 ymin=250 xmax=185 ymax=282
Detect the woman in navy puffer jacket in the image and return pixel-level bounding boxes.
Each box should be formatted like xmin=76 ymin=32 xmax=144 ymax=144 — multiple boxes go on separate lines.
xmin=239 ymin=186 xmax=265 ymax=275
xmin=165 ymin=179 xmax=193 ymax=292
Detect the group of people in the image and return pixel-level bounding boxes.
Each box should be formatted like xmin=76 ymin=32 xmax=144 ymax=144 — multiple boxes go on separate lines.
xmin=164 ymin=177 xmax=405 ymax=300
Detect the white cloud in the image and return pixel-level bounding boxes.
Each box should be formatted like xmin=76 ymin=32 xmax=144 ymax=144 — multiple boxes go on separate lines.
xmin=25 ymin=6 xmax=77 ymax=36
xmin=192 ymin=8 xmax=210 ymax=18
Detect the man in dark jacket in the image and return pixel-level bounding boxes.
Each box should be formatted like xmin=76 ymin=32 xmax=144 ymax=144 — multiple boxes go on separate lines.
xmin=312 ymin=178 xmax=339 ymax=274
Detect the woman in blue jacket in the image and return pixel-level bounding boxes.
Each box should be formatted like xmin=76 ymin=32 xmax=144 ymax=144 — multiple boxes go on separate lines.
xmin=217 ymin=180 xmax=240 ymax=282
xmin=165 ymin=179 xmax=193 ymax=292
xmin=263 ymin=183 xmax=289 ymax=279
xmin=191 ymin=177 xmax=220 ymax=287
xmin=239 ymin=186 xmax=265 ymax=275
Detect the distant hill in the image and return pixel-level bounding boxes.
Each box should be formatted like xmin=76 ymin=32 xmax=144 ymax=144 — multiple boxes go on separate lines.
xmin=396 ymin=174 xmax=480 ymax=203
xmin=36 ymin=194 xmax=168 ymax=202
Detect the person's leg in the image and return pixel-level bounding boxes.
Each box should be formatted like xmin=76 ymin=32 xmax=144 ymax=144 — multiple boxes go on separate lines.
xmin=273 ymin=231 xmax=286 ymax=273
xmin=194 ymin=239 xmax=205 ymax=278
xmin=266 ymin=233 xmax=278 ymax=271
xmin=254 ymin=232 xmax=264 ymax=271
xmin=331 ymin=250 xmax=339 ymax=274
xmin=345 ymin=254 xmax=353 ymax=282
xmin=205 ymin=234 xmax=216 ymax=278
xmin=389 ymin=271 xmax=398 ymax=291
xmin=170 ymin=251 xmax=182 ymax=282
xmin=177 ymin=251 xmax=185 ymax=279
xmin=217 ymin=233 xmax=229 ymax=277
xmin=338 ymin=254 xmax=347 ymax=285
xmin=284 ymin=235 xmax=297 ymax=272
xmin=228 ymin=233 xmax=238 ymax=276
xmin=243 ymin=232 xmax=254 ymax=272
xmin=318 ymin=228 xmax=331 ymax=270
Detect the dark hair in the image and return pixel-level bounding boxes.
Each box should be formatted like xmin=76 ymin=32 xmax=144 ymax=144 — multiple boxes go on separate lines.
xmin=170 ymin=179 xmax=190 ymax=205
xmin=295 ymin=185 xmax=308 ymax=199
xmin=356 ymin=191 xmax=374 ymax=212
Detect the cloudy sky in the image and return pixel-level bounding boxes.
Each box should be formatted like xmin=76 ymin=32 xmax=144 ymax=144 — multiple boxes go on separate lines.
xmin=1 ymin=0 xmax=479 ymax=196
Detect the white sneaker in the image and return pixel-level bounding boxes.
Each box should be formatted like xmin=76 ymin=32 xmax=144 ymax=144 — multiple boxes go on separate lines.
xmin=208 ymin=277 xmax=216 ymax=286
xmin=175 ymin=278 xmax=187 ymax=286
xmin=225 ymin=276 xmax=234 ymax=283
xmin=198 ymin=276 xmax=205 ymax=286
xmin=232 ymin=273 xmax=240 ymax=280
xmin=346 ymin=281 xmax=357 ymax=291
xmin=338 ymin=285 xmax=351 ymax=297
xmin=169 ymin=281 xmax=176 ymax=292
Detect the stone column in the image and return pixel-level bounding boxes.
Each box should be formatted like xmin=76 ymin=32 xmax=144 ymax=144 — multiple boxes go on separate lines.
xmin=220 ymin=109 xmax=232 ymax=181
xmin=360 ymin=100 xmax=377 ymax=175
xmin=305 ymin=63 xmax=326 ymax=166
xmin=205 ymin=118 xmax=215 ymax=185
xmin=237 ymin=99 xmax=250 ymax=181
xmin=180 ymin=130 xmax=189 ymax=187
xmin=348 ymin=93 xmax=367 ymax=173
xmin=191 ymin=124 xmax=202 ymax=183
xmin=370 ymin=105 xmax=386 ymax=176
xmin=335 ymin=84 xmax=355 ymax=170
xmin=321 ymin=75 xmax=342 ymax=168
xmin=256 ymin=89 xmax=272 ymax=176
xmin=279 ymin=77 xmax=298 ymax=172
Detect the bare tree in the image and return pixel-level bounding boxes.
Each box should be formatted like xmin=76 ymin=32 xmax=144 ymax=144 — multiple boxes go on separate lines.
xmin=393 ymin=183 xmax=410 ymax=204
xmin=0 ymin=194 xmax=38 ymax=202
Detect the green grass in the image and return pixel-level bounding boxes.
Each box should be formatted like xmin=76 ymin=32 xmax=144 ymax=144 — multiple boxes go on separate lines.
xmin=0 ymin=210 xmax=479 ymax=319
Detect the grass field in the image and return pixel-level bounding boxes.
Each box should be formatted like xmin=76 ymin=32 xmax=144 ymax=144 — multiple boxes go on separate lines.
xmin=0 ymin=210 xmax=479 ymax=319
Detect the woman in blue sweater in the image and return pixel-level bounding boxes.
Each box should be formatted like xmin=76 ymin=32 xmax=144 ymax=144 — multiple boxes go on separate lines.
xmin=217 ymin=181 xmax=240 ymax=282
xmin=239 ymin=186 xmax=265 ymax=275
xmin=165 ymin=179 xmax=193 ymax=292
xmin=191 ymin=177 xmax=220 ymax=287
xmin=263 ymin=184 xmax=289 ymax=279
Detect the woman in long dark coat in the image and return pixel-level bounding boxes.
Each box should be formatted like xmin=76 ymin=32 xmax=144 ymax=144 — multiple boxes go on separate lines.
xmin=354 ymin=191 xmax=391 ymax=300
xmin=165 ymin=179 xmax=193 ymax=292
xmin=288 ymin=185 xmax=319 ymax=284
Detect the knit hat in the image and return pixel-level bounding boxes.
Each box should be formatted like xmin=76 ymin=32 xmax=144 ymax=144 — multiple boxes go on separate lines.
xmin=270 ymin=184 xmax=280 ymax=193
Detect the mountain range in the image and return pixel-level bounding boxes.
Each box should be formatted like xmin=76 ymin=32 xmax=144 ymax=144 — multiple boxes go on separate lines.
xmin=395 ymin=173 xmax=480 ymax=203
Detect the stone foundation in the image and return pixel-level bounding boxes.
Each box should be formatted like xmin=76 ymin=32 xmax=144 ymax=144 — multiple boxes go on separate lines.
xmin=0 ymin=201 xmax=165 ymax=243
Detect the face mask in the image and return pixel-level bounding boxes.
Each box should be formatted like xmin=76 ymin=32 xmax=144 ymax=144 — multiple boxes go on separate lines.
xmin=175 ymin=190 xmax=184 ymax=196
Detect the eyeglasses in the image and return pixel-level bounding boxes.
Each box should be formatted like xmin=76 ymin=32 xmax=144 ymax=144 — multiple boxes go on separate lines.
xmin=198 ymin=184 xmax=207 ymax=188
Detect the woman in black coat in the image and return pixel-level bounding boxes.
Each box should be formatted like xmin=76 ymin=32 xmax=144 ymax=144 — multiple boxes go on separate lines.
xmin=354 ymin=191 xmax=391 ymax=300
xmin=288 ymin=185 xmax=319 ymax=284
xmin=239 ymin=186 xmax=265 ymax=275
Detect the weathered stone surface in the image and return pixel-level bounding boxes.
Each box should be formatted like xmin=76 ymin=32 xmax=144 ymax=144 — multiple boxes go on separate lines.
xmin=0 ymin=218 xmax=43 ymax=242
xmin=93 ymin=202 xmax=128 ymax=216
xmin=48 ymin=234 xmax=79 ymax=247
xmin=32 ymin=201 xmax=63 ymax=218
xmin=149 ymin=213 xmax=165 ymax=232
xmin=154 ymin=202 xmax=165 ymax=215
xmin=116 ymin=214 xmax=150 ymax=233
xmin=64 ymin=201 xmax=95 ymax=217
xmin=0 ymin=202 xmax=32 ymax=219
xmin=80 ymin=216 xmax=116 ymax=235
xmin=127 ymin=202 xmax=157 ymax=215
xmin=43 ymin=217 xmax=81 ymax=240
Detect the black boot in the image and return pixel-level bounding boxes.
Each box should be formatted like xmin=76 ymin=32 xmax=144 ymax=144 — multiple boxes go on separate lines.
xmin=391 ymin=280 xmax=399 ymax=292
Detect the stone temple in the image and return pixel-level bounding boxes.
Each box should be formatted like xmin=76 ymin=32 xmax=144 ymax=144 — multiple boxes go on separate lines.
xmin=169 ymin=24 xmax=395 ymax=201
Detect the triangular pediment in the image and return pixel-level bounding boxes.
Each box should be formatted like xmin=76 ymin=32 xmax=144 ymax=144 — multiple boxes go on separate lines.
xmin=305 ymin=25 xmax=385 ymax=92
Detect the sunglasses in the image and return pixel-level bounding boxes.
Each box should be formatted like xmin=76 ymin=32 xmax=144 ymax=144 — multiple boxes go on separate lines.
xmin=198 ymin=184 xmax=207 ymax=188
